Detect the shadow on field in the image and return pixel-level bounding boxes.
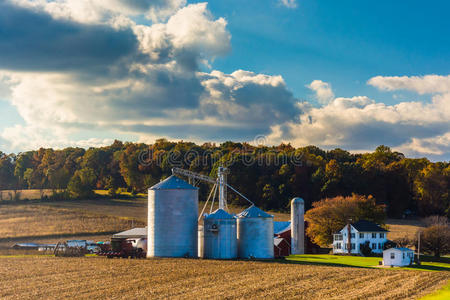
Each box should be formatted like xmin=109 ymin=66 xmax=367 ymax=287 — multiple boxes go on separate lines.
xmin=0 ymin=231 xmax=117 ymax=244
xmin=260 ymin=258 xmax=375 ymax=269
xmin=407 ymin=265 xmax=450 ymax=272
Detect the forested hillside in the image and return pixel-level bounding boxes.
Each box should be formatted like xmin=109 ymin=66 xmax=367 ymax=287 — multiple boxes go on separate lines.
xmin=0 ymin=140 xmax=448 ymax=217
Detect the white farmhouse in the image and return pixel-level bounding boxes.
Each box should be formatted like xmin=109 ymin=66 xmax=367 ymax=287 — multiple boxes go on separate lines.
xmin=333 ymin=220 xmax=388 ymax=254
xmin=383 ymin=248 xmax=414 ymax=266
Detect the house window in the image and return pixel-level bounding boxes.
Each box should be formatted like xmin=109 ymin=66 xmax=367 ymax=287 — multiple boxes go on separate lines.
xmin=336 ymin=243 xmax=341 ymax=249
xmin=351 ymin=243 xmax=355 ymax=250
xmin=359 ymin=233 xmax=364 ymax=239
xmin=372 ymin=243 xmax=376 ymax=249
xmin=351 ymin=233 xmax=355 ymax=239
xmin=334 ymin=234 xmax=343 ymax=241
xmin=372 ymin=233 xmax=376 ymax=238
xmin=390 ymin=253 xmax=395 ymax=259
xmin=403 ymin=253 xmax=405 ymax=259
xmin=379 ymin=233 xmax=385 ymax=238
xmin=344 ymin=244 xmax=347 ymax=250
xmin=378 ymin=243 xmax=382 ymax=249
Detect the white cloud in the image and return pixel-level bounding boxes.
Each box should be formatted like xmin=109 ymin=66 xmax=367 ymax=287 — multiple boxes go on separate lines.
xmin=307 ymin=80 xmax=335 ymax=105
xmin=269 ymin=90 xmax=450 ymax=159
xmin=396 ymin=133 xmax=450 ymax=156
xmin=280 ymin=0 xmax=298 ymax=9
xmin=10 ymin=0 xmax=186 ymax=24
xmin=368 ymin=75 xmax=450 ymax=95
xmin=1 ymin=124 xmax=114 ymax=151
xmin=0 ymin=2 xmax=299 ymax=151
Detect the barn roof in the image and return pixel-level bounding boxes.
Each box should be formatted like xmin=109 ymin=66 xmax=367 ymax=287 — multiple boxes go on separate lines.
xmin=149 ymin=175 xmax=198 ymax=190
xmin=237 ymin=205 xmax=273 ymax=218
xmin=351 ymin=220 xmax=388 ymax=232
xmin=274 ymin=221 xmax=291 ymax=234
xmin=112 ymin=227 xmax=147 ymax=239
xmin=205 ymin=209 xmax=235 ymax=219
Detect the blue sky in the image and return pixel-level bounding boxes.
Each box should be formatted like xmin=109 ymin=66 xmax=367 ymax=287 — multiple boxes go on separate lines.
xmin=0 ymin=0 xmax=449 ymax=160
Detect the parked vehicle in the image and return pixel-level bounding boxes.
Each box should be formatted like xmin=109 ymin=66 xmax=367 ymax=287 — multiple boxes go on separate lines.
xmin=99 ymin=238 xmax=146 ymax=258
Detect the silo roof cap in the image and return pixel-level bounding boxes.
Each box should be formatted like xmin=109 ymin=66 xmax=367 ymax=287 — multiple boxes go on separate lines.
xmin=205 ymin=209 xmax=235 ymax=219
xmin=149 ymin=175 xmax=198 ymax=190
xmin=237 ymin=205 xmax=273 ymax=218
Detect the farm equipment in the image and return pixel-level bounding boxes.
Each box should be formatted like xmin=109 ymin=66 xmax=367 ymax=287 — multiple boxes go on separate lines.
xmin=99 ymin=238 xmax=146 ymax=258
xmin=54 ymin=241 xmax=88 ymax=257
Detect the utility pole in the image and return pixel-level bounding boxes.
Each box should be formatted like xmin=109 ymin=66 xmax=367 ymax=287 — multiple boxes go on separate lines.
xmin=347 ymin=219 xmax=352 ymax=254
xmin=417 ymin=231 xmax=421 ymax=265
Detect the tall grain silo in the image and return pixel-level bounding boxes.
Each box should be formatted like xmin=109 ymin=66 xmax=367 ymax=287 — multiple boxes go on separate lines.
xmin=203 ymin=209 xmax=237 ymax=259
xmin=291 ymin=197 xmax=305 ymax=255
xmin=147 ymin=175 xmax=198 ymax=258
xmin=237 ymin=206 xmax=274 ymax=259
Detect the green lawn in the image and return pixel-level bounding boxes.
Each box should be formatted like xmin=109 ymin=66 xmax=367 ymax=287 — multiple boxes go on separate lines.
xmin=286 ymin=254 xmax=450 ymax=272
xmin=420 ymin=280 xmax=450 ymax=300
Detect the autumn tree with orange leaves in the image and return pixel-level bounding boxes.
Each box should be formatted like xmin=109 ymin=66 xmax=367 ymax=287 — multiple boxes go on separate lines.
xmin=305 ymin=194 xmax=386 ymax=247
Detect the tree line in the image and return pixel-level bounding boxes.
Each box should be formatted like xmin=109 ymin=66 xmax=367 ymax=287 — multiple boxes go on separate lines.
xmin=0 ymin=139 xmax=448 ymax=218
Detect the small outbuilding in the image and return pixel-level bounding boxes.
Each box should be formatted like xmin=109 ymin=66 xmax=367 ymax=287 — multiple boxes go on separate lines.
xmin=383 ymin=247 xmax=414 ymax=267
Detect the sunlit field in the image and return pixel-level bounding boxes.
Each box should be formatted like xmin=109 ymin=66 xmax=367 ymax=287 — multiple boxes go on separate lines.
xmin=0 ymin=256 xmax=448 ymax=300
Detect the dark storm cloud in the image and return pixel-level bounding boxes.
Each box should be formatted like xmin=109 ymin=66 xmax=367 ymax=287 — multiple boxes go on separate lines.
xmin=0 ymin=2 xmax=139 ymax=72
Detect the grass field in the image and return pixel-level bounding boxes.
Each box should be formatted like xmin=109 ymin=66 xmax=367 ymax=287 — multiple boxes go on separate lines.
xmin=0 ymin=256 xmax=448 ymax=300
xmin=421 ymin=281 xmax=450 ymax=300
xmin=286 ymin=255 xmax=450 ymax=272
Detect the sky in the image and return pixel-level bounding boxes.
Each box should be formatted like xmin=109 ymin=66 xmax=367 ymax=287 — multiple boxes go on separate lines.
xmin=0 ymin=0 xmax=449 ymax=161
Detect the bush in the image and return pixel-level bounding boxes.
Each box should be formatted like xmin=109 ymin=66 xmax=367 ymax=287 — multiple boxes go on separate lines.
xmin=360 ymin=242 xmax=373 ymax=257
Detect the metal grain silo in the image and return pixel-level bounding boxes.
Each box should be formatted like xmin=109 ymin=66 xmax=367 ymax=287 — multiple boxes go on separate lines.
xmin=237 ymin=206 xmax=274 ymax=259
xmin=291 ymin=197 xmax=305 ymax=255
xmin=147 ymin=175 xmax=198 ymax=258
xmin=203 ymin=209 xmax=237 ymax=259
xmin=198 ymin=225 xmax=204 ymax=258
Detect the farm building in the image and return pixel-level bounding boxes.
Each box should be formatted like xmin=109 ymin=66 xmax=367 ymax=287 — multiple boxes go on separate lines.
xmin=333 ymin=220 xmax=388 ymax=255
xmin=112 ymin=227 xmax=147 ymax=239
xmin=273 ymin=221 xmax=327 ymax=257
xmin=383 ymin=248 xmax=414 ymax=266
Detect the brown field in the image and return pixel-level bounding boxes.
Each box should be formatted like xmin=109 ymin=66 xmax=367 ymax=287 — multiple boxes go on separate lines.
xmin=0 ymin=204 xmax=144 ymax=251
xmin=0 ymin=256 xmax=448 ymax=299
xmin=386 ymin=218 xmax=425 ymax=240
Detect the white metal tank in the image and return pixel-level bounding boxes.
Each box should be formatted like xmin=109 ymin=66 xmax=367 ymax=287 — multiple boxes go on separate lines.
xmin=147 ymin=175 xmax=198 ymax=258
xmin=203 ymin=209 xmax=237 ymax=259
xmin=198 ymin=225 xmax=204 ymax=258
xmin=291 ymin=197 xmax=305 ymax=255
xmin=237 ymin=206 xmax=274 ymax=259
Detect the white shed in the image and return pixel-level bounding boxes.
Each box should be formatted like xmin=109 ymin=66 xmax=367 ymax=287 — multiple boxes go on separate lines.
xmin=383 ymin=248 xmax=414 ymax=267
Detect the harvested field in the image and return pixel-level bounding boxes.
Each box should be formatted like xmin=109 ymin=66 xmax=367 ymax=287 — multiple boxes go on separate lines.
xmin=0 ymin=256 xmax=448 ymax=299
xmin=42 ymin=199 xmax=291 ymax=222
xmin=0 ymin=204 xmax=144 ymax=251
xmin=386 ymin=218 xmax=425 ymax=240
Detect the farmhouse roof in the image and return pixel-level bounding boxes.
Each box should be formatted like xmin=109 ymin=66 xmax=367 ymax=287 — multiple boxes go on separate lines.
xmin=149 ymin=175 xmax=198 ymax=190
xmin=351 ymin=220 xmax=388 ymax=232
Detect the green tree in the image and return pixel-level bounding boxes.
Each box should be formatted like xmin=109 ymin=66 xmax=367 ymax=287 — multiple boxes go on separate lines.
xmin=415 ymin=163 xmax=449 ymax=216
xmin=67 ymin=168 xmax=97 ymax=198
